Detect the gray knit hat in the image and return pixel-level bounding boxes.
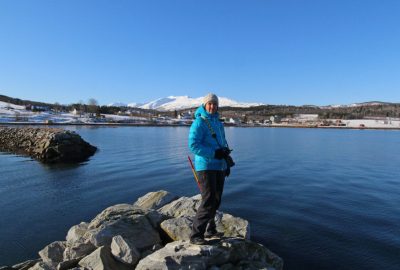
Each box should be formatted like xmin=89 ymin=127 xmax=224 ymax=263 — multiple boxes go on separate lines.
xmin=203 ymin=93 xmax=219 ymax=105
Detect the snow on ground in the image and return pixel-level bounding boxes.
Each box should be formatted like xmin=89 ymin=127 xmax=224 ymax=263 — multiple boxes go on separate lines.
xmin=0 ymin=101 xmax=26 ymax=110
xmin=1 ymin=100 xmax=400 ymax=128
xmin=343 ymin=119 xmax=400 ymax=128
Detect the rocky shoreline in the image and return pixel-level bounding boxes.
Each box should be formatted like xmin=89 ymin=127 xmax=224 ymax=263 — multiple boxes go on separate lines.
xmin=1 ymin=191 xmax=283 ymax=270
xmin=0 ymin=127 xmax=97 ymax=163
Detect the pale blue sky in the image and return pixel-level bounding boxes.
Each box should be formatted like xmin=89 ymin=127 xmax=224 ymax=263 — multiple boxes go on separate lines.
xmin=1 ymin=0 xmax=399 ymax=106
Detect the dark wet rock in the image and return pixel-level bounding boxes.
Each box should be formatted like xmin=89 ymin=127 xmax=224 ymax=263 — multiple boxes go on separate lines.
xmin=12 ymin=259 xmax=41 ymax=270
xmin=0 ymin=127 xmax=96 ymax=163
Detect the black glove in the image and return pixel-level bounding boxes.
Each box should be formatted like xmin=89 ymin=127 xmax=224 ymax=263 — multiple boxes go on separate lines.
xmin=214 ymin=148 xmax=226 ymax=160
xmin=225 ymin=166 xmax=231 ymax=177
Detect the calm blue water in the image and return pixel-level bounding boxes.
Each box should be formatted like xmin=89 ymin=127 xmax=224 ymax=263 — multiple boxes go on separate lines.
xmin=0 ymin=126 xmax=399 ymax=269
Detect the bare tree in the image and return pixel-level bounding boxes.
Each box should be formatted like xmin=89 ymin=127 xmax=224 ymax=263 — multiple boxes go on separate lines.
xmin=88 ymin=98 xmax=99 ymax=117
xmin=54 ymin=102 xmax=61 ymax=114
xmin=77 ymin=100 xmax=85 ymax=117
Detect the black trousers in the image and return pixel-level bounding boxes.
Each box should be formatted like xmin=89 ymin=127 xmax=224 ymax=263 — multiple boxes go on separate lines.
xmin=190 ymin=170 xmax=225 ymax=239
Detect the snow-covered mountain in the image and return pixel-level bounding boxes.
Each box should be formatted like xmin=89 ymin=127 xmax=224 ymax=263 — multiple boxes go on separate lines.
xmin=108 ymin=102 xmax=128 ymax=107
xmin=125 ymin=96 xmax=264 ymax=111
xmin=320 ymin=101 xmax=393 ymax=109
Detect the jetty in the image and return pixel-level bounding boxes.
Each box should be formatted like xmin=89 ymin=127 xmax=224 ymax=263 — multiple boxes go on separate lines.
xmin=0 ymin=127 xmax=97 ymax=163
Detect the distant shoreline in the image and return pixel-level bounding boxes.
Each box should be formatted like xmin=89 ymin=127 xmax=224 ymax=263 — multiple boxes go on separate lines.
xmin=1 ymin=122 xmax=400 ymax=130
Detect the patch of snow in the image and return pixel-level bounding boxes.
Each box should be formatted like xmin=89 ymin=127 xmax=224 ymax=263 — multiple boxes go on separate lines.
xmin=342 ymin=119 xmax=400 ymax=128
xmin=0 ymin=101 xmax=25 ymax=110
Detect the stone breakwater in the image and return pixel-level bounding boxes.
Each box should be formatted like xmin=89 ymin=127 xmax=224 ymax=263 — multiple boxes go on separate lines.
xmin=0 ymin=127 xmax=97 ymax=163
xmin=1 ymin=190 xmax=284 ymax=270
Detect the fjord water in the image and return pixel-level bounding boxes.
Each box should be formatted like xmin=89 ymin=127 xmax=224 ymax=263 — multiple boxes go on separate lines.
xmin=0 ymin=126 xmax=399 ymax=269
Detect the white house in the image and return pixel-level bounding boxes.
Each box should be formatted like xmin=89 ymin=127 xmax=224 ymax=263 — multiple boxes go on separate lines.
xmin=228 ymin=118 xmax=241 ymax=125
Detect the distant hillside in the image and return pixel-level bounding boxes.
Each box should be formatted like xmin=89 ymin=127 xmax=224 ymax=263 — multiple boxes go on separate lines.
xmin=219 ymin=102 xmax=400 ymax=120
xmin=2 ymin=94 xmax=400 ymax=119
xmin=0 ymin=94 xmax=54 ymax=107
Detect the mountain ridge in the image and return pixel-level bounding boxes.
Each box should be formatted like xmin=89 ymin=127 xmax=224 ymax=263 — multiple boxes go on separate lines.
xmin=108 ymin=95 xmax=264 ymax=111
xmin=1 ymin=94 xmax=398 ymax=111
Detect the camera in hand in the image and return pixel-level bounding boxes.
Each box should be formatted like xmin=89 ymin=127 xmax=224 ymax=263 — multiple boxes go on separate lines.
xmin=222 ymin=147 xmax=235 ymax=168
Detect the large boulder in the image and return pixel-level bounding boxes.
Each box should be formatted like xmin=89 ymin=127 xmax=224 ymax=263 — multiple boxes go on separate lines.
xmin=158 ymin=196 xmax=201 ymax=218
xmin=160 ymin=216 xmax=193 ymax=241
xmin=63 ymin=221 xmax=97 ymax=261
xmin=160 ymin=212 xmax=250 ymax=241
xmin=87 ymin=204 xmax=145 ymax=229
xmin=83 ymin=204 xmax=161 ymax=250
xmin=63 ymin=241 xmax=96 ymax=260
xmin=66 ymin=222 xmax=89 ymax=244
xmin=110 ymin=235 xmax=141 ymax=265
xmin=216 ymin=212 xmax=250 ymax=240
xmin=38 ymin=241 xmax=66 ymax=266
xmin=133 ymin=190 xmax=179 ymax=210
xmin=135 ymin=239 xmax=283 ymax=270
xmin=85 ymin=215 xmax=161 ymax=250
xmin=78 ymin=246 xmax=131 ymax=270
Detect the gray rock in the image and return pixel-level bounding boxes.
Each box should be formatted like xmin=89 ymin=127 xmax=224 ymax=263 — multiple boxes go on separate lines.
xmin=110 ymin=235 xmax=140 ymax=265
xmin=66 ymin=222 xmax=89 ymax=244
xmin=160 ymin=216 xmax=193 ymax=241
xmin=135 ymin=241 xmax=208 ymax=270
xmin=0 ymin=266 xmax=13 ymax=270
xmin=158 ymin=196 xmax=201 ymax=218
xmin=63 ymin=240 xmax=96 ymax=260
xmin=38 ymin=241 xmax=66 ymax=266
xmin=85 ymin=215 xmax=161 ymax=250
xmin=160 ymin=212 xmax=249 ymax=241
xmin=133 ymin=190 xmax=179 ymax=210
xmin=87 ymin=204 xmax=145 ymax=229
xmin=216 ymin=212 xmax=250 ymax=240
xmin=136 ymin=238 xmax=283 ymax=270
xmin=144 ymin=209 xmax=168 ymax=229
xmin=78 ymin=246 xmax=131 ymax=270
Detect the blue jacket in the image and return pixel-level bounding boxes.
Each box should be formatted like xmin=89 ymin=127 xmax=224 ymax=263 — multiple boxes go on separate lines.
xmin=189 ymin=105 xmax=228 ymax=171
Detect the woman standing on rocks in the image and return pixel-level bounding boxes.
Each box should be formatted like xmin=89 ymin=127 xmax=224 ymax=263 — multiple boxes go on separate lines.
xmin=188 ymin=93 xmax=234 ymax=245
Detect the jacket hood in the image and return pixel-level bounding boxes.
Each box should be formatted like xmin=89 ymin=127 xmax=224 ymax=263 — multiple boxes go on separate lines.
xmin=194 ymin=105 xmax=219 ymax=119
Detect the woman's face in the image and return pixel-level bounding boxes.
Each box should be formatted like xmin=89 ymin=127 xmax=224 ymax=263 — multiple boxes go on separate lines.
xmin=205 ymin=101 xmax=218 ymax=114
